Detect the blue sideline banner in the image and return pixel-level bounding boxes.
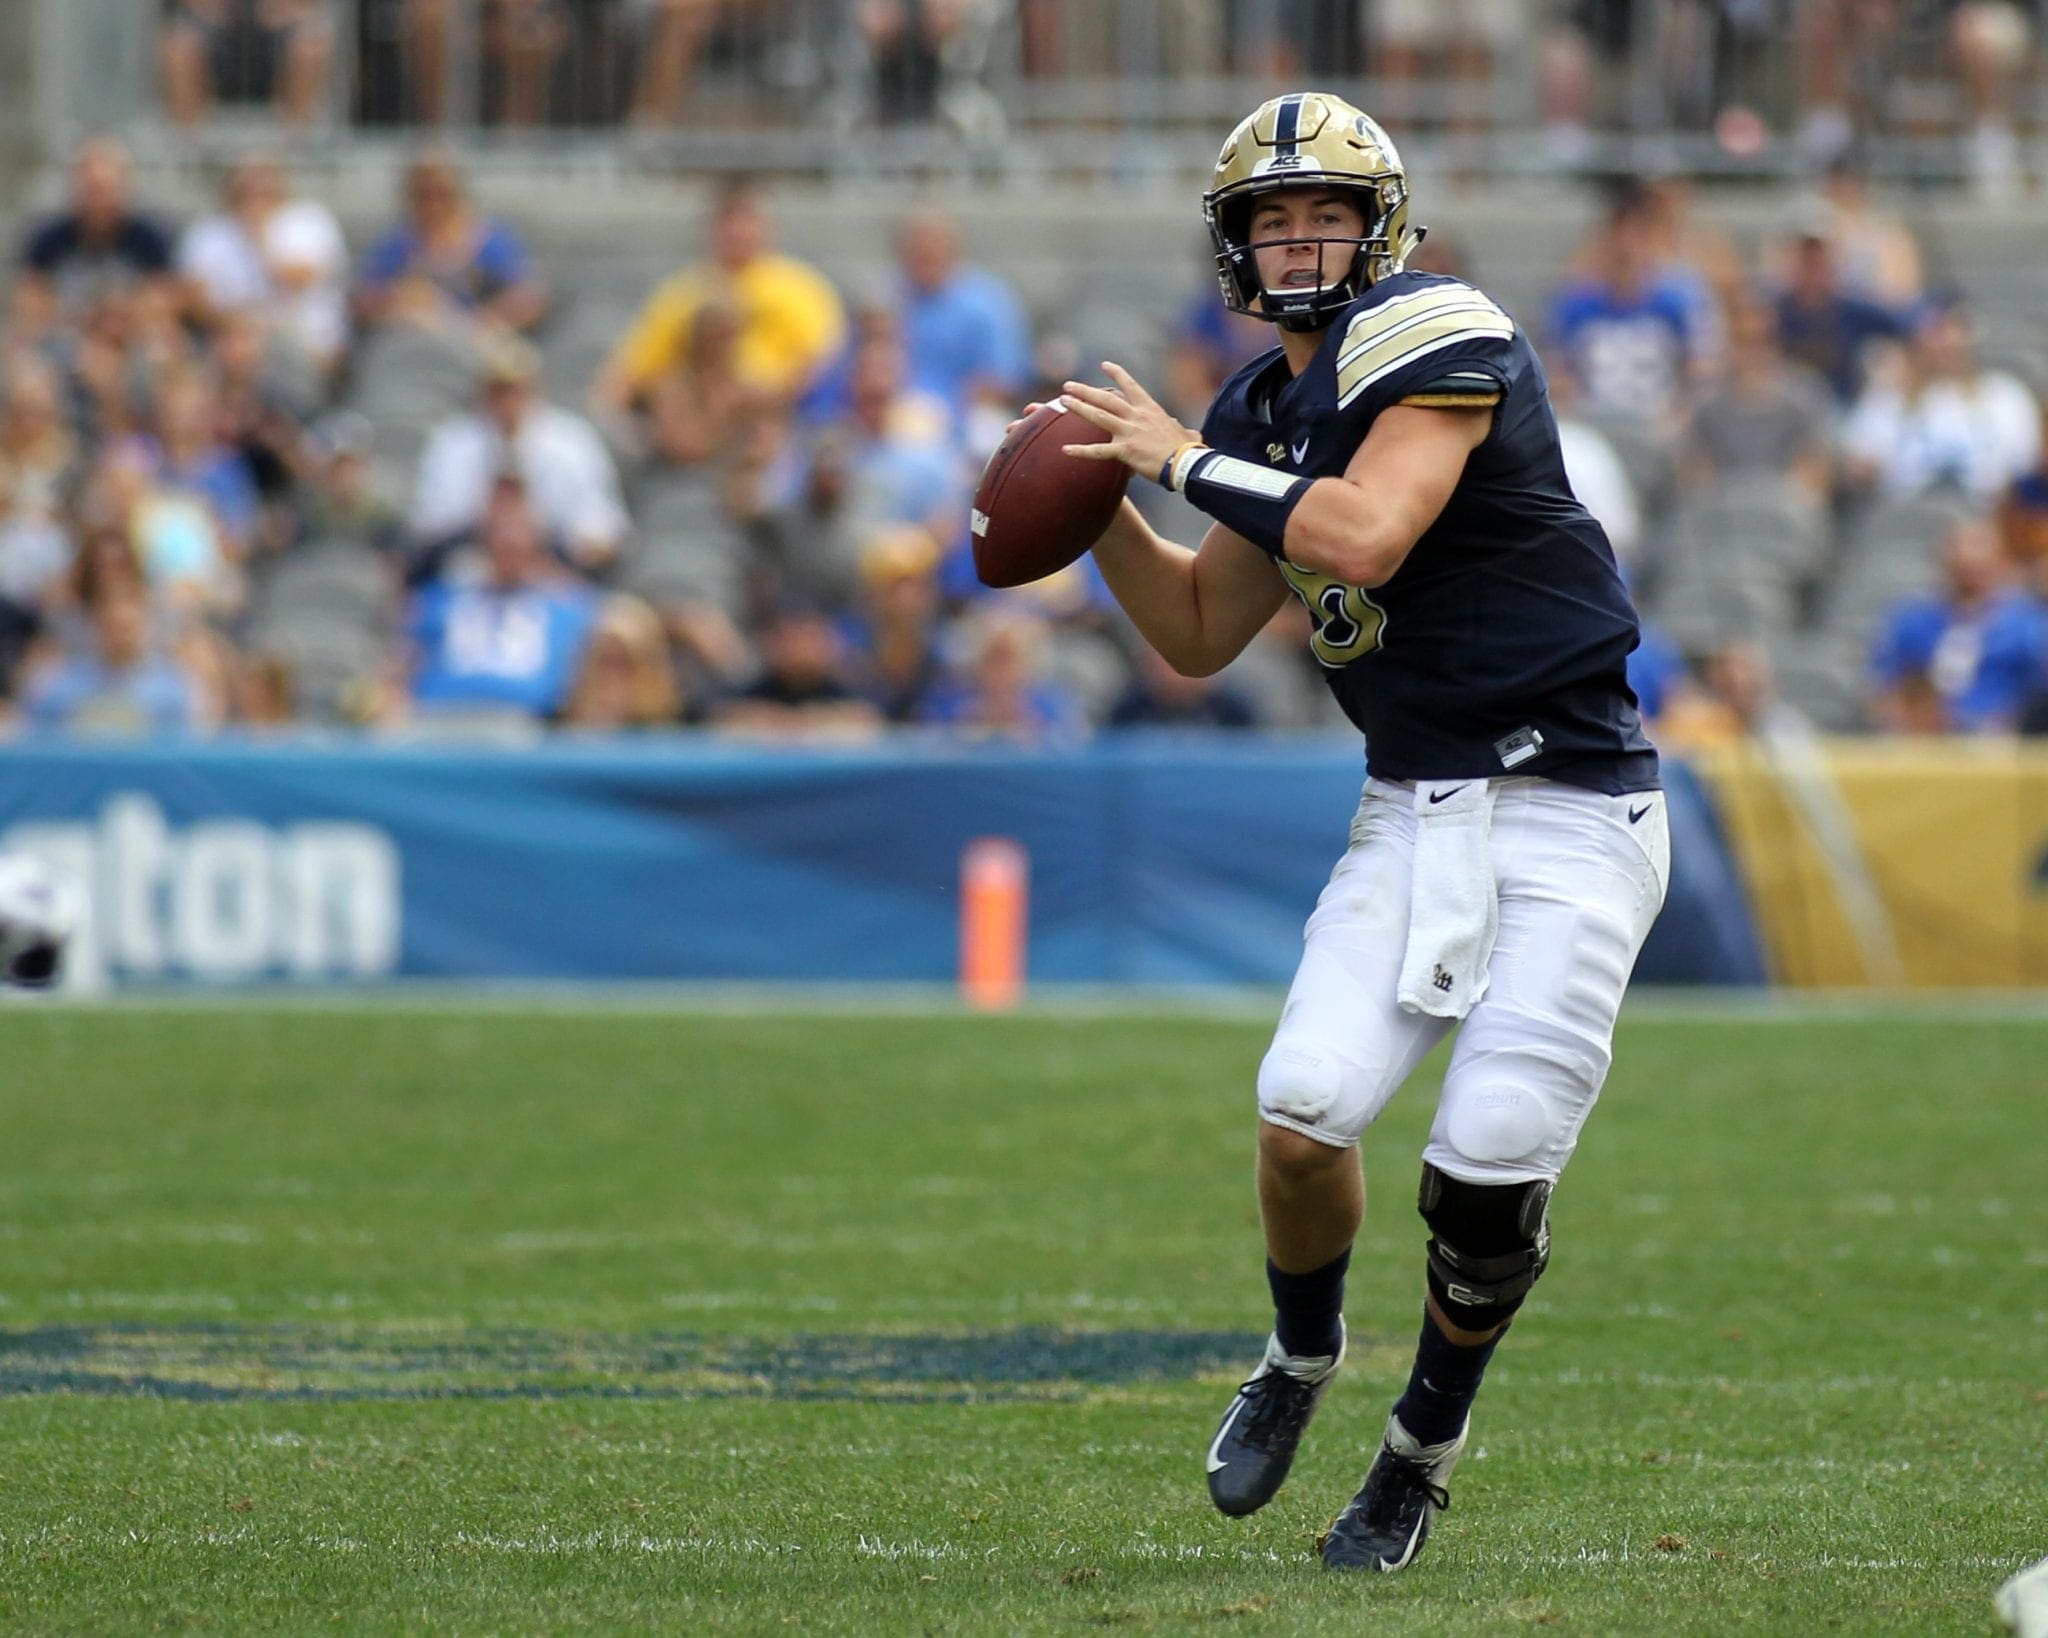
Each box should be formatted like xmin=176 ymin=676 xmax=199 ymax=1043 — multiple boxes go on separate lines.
xmin=0 ymin=737 xmax=1761 ymax=990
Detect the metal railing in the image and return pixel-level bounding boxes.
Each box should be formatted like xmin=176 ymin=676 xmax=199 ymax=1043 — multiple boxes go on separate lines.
xmin=20 ymin=0 xmax=2046 ymax=183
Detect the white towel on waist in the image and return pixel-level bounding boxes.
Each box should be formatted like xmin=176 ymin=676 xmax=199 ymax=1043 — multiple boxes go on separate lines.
xmin=1396 ymin=779 xmax=1500 ymax=1020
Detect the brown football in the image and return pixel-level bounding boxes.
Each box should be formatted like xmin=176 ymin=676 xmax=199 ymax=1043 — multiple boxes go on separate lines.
xmin=970 ymin=399 xmax=1131 ymax=589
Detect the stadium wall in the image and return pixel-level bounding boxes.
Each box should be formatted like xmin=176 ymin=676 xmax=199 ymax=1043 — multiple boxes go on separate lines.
xmin=10 ymin=739 xmax=2042 ymax=991
xmin=1691 ymin=741 xmax=2048 ymax=987
xmin=0 ymin=737 xmax=1775 ymax=992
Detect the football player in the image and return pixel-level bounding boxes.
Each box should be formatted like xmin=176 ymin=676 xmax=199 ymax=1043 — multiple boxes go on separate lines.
xmin=1055 ymin=93 xmax=1669 ymax=1572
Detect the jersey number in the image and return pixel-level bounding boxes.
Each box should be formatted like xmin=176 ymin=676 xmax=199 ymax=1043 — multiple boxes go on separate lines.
xmin=1277 ymin=563 xmax=1387 ymax=668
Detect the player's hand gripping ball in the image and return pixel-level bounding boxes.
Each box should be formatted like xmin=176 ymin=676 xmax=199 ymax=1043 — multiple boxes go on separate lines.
xmin=970 ymin=399 xmax=1130 ymax=588
xmin=0 ymin=852 xmax=76 ymax=987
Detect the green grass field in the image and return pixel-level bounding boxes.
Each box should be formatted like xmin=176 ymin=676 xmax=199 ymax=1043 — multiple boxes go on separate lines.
xmin=0 ymin=999 xmax=2041 ymax=1633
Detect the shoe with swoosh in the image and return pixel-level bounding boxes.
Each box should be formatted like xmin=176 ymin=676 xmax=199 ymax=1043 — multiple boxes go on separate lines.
xmin=1204 ymin=1323 xmax=1345 ymax=1517
xmin=1320 ymin=1413 xmax=1467 ymax=1572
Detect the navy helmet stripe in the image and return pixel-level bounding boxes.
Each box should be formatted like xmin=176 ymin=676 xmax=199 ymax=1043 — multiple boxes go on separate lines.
xmin=1274 ymin=95 xmax=1303 ymax=157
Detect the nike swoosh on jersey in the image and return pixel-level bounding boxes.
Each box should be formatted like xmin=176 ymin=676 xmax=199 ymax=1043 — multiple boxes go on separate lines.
xmin=1629 ymin=802 xmax=1653 ymax=824
xmin=1336 ymin=284 xmax=1514 ymax=410
xmin=1290 ymin=437 xmax=1310 ymax=463
xmin=1206 ymin=1392 xmax=1249 ymax=1473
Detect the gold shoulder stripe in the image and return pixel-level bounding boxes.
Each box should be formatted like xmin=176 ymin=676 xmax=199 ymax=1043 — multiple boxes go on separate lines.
xmin=1337 ymin=284 xmax=1509 ymax=361
xmin=1397 ymin=390 xmax=1504 ymax=408
xmin=1335 ymin=286 xmax=1514 ymax=409
xmin=1337 ymin=315 xmax=1514 ymax=409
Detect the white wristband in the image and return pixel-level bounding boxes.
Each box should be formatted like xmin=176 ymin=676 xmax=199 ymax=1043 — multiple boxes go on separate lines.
xmin=1163 ymin=442 xmax=1213 ymax=493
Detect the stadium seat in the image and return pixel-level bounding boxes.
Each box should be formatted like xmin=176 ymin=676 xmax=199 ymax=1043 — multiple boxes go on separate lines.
xmin=616 ymin=469 xmax=749 ymax=616
xmin=244 ymin=540 xmax=395 ymax=722
xmin=1645 ymin=492 xmax=1805 ymax=655
xmin=1766 ymin=632 xmax=1864 ymax=732
xmin=346 ymin=324 xmax=485 ymax=426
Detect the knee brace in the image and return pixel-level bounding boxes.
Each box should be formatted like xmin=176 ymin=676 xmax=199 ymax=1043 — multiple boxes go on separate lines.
xmin=1417 ymin=1163 xmax=1553 ymax=1331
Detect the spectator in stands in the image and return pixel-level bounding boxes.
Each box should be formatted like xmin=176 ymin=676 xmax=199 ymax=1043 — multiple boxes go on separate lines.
xmin=592 ymin=180 xmax=845 ymax=420
xmin=559 ymin=595 xmax=684 ymax=730
xmin=1811 ymin=156 xmax=1925 ymax=311
xmin=402 ymin=0 xmax=569 ymax=127
xmin=1795 ymin=5 xmax=1900 ymax=164
xmin=1108 ymin=644 xmax=1256 ymax=729
xmin=18 ymin=581 xmax=206 ymax=737
xmin=141 ymin=368 xmax=263 ymax=566
xmin=2000 ymin=396 xmax=2048 ymax=592
xmin=772 ymin=334 xmax=964 ymax=608
xmin=1624 ymin=619 xmax=1694 ymax=732
xmin=1867 ymin=512 xmax=2046 ymax=733
xmin=296 ymin=411 xmax=404 ymax=556
xmin=1228 ymin=0 xmax=1358 ymax=77
xmin=0 ymin=355 xmax=81 ymax=520
xmin=839 ymin=524 xmax=945 ymax=723
xmin=1773 ymin=221 xmax=1907 ymax=406
xmin=1369 ymin=0 xmax=1528 ymax=158
xmin=626 ymin=0 xmax=740 ymax=127
xmin=209 ymin=310 xmax=314 ymax=543
xmin=1162 ymin=276 xmax=1273 ymax=428
xmin=179 ymin=155 xmax=350 ymax=379
xmin=159 ymin=1 xmax=337 ymax=132
xmin=0 ymin=417 xmax=71 ymax=697
xmin=410 ymin=338 xmax=629 ymax=572
xmin=1546 ymin=364 xmax=1643 ymax=570
xmin=919 ymin=602 xmax=1084 ymax=744
xmin=856 ymin=0 xmax=1007 ymax=134
xmin=1640 ymin=174 xmax=1744 ymax=321
xmin=396 ymin=473 xmax=598 ymax=725
xmin=1842 ymin=304 xmax=2040 ymax=504
xmin=1548 ymin=181 xmax=1712 ymax=437
xmin=1656 ymin=639 xmax=1813 ymax=750
xmin=358 ymin=152 xmax=549 ymax=337
xmin=1681 ymin=300 xmax=1834 ymax=504
xmin=1948 ymin=0 xmax=2034 ymax=199
xmin=638 ymin=298 xmax=768 ymax=470
xmin=18 ymin=138 xmax=176 ymax=321
xmin=63 ymin=282 xmax=193 ymax=446
xmin=891 ymin=209 xmax=1031 ymax=449
xmin=711 ymin=602 xmax=883 ymax=740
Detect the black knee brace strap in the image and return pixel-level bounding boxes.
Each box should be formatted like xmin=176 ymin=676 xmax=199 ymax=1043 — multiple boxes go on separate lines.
xmin=1417 ymin=1163 xmax=1553 ymax=1331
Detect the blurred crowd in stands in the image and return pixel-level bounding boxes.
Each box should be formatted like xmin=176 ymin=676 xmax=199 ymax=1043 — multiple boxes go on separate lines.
xmin=151 ymin=2 xmax=2048 ymax=196
xmin=0 ymin=123 xmax=2045 ymax=746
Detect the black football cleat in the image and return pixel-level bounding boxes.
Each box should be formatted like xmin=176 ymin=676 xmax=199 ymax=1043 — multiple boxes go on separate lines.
xmin=1320 ymin=1414 xmax=1467 ymax=1572
xmin=1205 ymin=1323 xmax=1344 ymax=1518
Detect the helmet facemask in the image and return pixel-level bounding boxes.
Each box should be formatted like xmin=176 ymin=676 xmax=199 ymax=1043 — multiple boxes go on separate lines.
xmin=1207 ymin=180 xmax=1404 ymax=332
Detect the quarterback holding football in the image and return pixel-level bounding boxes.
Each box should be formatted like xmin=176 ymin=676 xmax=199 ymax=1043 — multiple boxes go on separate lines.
xmin=1054 ymin=94 xmax=1669 ymax=1571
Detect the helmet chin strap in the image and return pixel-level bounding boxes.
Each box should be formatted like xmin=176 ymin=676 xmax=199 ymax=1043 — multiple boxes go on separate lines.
xmin=1256 ymin=237 xmax=1372 ymax=331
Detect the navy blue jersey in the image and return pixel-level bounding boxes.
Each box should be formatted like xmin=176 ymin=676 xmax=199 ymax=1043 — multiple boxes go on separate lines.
xmin=1203 ymin=271 xmax=1658 ymax=795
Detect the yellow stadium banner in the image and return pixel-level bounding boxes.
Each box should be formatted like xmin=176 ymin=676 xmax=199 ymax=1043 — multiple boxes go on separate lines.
xmin=1690 ymin=739 xmax=2048 ymax=988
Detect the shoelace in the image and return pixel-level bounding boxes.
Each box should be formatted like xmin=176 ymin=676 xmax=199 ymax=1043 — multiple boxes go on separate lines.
xmin=1375 ymin=1445 xmax=1452 ymax=1513
xmin=1235 ymin=1372 xmax=1317 ymax=1454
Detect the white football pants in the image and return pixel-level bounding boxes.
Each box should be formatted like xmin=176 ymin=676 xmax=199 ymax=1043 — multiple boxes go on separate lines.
xmin=1257 ymin=776 xmax=1670 ymax=1186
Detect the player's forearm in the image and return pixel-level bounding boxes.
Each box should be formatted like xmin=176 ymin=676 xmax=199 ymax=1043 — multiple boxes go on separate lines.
xmin=1280 ymin=479 xmax=1421 ymax=589
xmin=1090 ymin=502 xmax=1229 ymax=676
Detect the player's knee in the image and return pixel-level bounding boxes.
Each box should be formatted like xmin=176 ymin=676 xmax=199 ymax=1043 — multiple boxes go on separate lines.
xmin=1256 ymin=1040 xmax=1354 ymax=1138
xmin=1257 ymin=1117 xmax=1352 ymax=1181
xmin=1442 ymin=1083 xmax=1553 ymax=1166
xmin=1417 ymin=1162 xmax=1553 ymax=1331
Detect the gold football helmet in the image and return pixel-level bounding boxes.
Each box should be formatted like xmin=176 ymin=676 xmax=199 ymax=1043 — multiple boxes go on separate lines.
xmin=1204 ymin=92 xmax=1424 ymax=332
